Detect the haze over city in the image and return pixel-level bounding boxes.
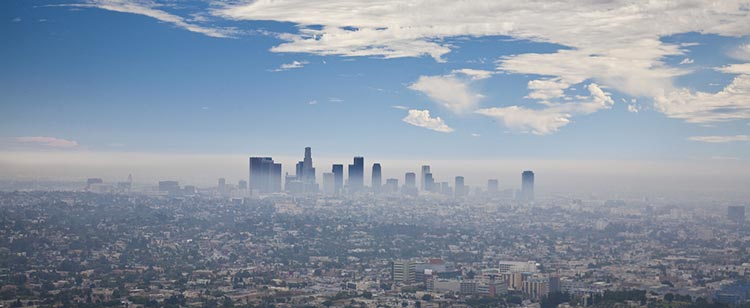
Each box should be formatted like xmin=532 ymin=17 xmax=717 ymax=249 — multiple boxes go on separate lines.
xmin=1 ymin=1 xmax=750 ymax=308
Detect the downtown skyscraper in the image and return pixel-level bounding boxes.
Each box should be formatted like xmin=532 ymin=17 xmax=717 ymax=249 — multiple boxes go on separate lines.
xmin=372 ymin=163 xmax=382 ymax=193
xmin=521 ymin=170 xmax=535 ymax=202
xmin=348 ymin=156 xmax=364 ymax=193
xmin=332 ymin=164 xmax=344 ymax=195
xmin=249 ymin=157 xmax=282 ymax=194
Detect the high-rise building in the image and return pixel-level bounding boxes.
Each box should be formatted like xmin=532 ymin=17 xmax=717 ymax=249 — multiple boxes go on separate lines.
xmin=218 ymin=178 xmax=226 ymax=193
xmin=249 ymin=157 xmax=282 ymax=194
xmin=487 ymin=179 xmax=499 ymax=193
xmin=332 ymin=164 xmax=344 ymax=195
xmin=322 ymin=172 xmax=335 ymax=195
xmin=289 ymin=147 xmax=317 ymax=193
xmin=424 ymin=172 xmax=435 ymax=193
xmin=728 ymin=205 xmax=746 ymax=223
xmin=404 ymin=172 xmax=417 ymax=196
xmin=421 ymin=165 xmax=431 ymax=191
xmin=372 ymin=163 xmax=382 ymax=193
xmin=521 ymin=170 xmax=535 ymax=202
xmin=455 ymin=176 xmax=467 ymax=197
xmin=272 ymin=163 xmax=282 ymax=192
xmin=238 ymin=179 xmax=248 ymax=190
xmin=384 ymin=178 xmax=399 ymax=194
xmin=301 ymin=147 xmax=316 ymax=185
xmin=348 ymin=156 xmax=364 ymax=193
xmin=392 ymin=260 xmax=416 ymax=284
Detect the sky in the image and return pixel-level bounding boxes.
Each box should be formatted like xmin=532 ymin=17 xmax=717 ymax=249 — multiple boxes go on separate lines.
xmin=1 ymin=0 xmax=749 ymax=196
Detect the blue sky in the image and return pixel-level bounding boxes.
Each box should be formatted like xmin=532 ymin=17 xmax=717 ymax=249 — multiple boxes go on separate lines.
xmin=1 ymin=0 xmax=749 ymax=172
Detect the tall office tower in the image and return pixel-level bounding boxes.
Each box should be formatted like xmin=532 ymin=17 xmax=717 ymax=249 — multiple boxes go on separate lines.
xmin=372 ymin=163 xmax=382 ymax=193
xmin=440 ymin=182 xmax=452 ymax=195
xmin=322 ymin=172 xmax=335 ymax=195
xmin=424 ymin=172 xmax=435 ymax=192
xmin=332 ymin=164 xmax=344 ymax=195
xmin=301 ymin=147 xmax=316 ymax=184
xmin=391 ymin=260 xmax=416 ymax=284
xmin=249 ymin=157 xmax=282 ymax=194
xmin=728 ymin=205 xmax=746 ymax=223
xmin=521 ymin=170 xmax=535 ymax=202
xmin=421 ymin=165 xmax=431 ymax=191
xmin=348 ymin=156 xmax=364 ymax=193
xmin=455 ymin=176 xmax=467 ymax=197
xmin=384 ymin=178 xmax=399 ymax=194
xmin=238 ymin=180 xmax=248 ymax=190
xmin=403 ymin=172 xmax=417 ymax=196
xmin=487 ymin=179 xmax=499 ymax=193
xmin=272 ymin=163 xmax=282 ymax=192
xmin=405 ymin=172 xmax=416 ymax=189
xmin=218 ymin=178 xmax=226 ymax=194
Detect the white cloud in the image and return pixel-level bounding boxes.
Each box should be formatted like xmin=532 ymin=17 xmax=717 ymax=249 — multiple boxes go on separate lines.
xmin=307 ymin=99 xmax=318 ymax=105
xmin=15 ymin=136 xmax=79 ymax=148
xmin=402 ymin=109 xmax=454 ymax=133
xmin=273 ymin=60 xmax=308 ymax=72
xmin=727 ymin=43 xmax=750 ymax=62
xmin=328 ymin=97 xmax=344 ymax=102
xmin=470 ymin=133 xmax=481 ymax=137
xmin=72 ymin=0 xmax=234 ymax=38
xmin=688 ymin=135 xmax=750 ymax=143
xmin=408 ymin=72 xmax=484 ymax=114
xmin=211 ymin=0 xmax=749 ymax=126
xmin=391 ymin=105 xmax=409 ymax=110
xmin=526 ymin=78 xmax=570 ymax=101
xmin=475 ymin=83 xmax=614 ymax=135
xmin=716 ymin=63 xmax=750 ymax=75
xmin=679 ymin=58 xmax=694 ymax=65
xmin=451 ymin=69 xmax=494 ymax=80
xmin=627 ymin=104 xmax=640 ymax=113
xmin=655 ymin=74 xmax=750 ymax=123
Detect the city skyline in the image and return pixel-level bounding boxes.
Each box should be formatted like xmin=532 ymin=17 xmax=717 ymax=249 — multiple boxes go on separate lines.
xmin=2 ymin=1 xmax=750 ymax=307
xmin=1 ymin=1 xmax=749 ymax=165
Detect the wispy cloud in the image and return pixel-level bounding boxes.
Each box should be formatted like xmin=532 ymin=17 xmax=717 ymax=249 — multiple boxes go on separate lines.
xmin=688 ymin=135 xmax=750 ymax=143
xmin=476 ymin=84 xmax=614 ymax=135
xmin=272 ymin=60 xmax=308 ymax=72
xmin=391 ymin=105 xmax=409 ymax=110
xmin=679 ymin=58 xmax=694 ymax=65
xmin=212 ymin=0 xmax=749 ymax=126
xmin=727 ymin=43 xmax=750 ymax=62
xmin=15 ymin=136 xmax=80 ymax=148
xmin=67 ymin=0 xmax=234 ymax=38
xmin=402 ymin=109 xmax=454 ymax=133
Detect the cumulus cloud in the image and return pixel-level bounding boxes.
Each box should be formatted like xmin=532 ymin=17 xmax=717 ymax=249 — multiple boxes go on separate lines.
xmin=211 ymin=0 xmax=749 ymax=126
xmin=475 ymin=83 xmax=614 ymax=135
xmin=402 ymin=109 xmax=454 ymax=133
xmin=15 ymin=136 xmax=80 ymax=148
xmin=654 ymin=74 xmax=750 ymax=123
xmin=71 ymin=0 xmax=234 ymax=38
xmin=688 ymin=135 xmax=750 ymax=143
xmin=273 ymin=60 xmax=308 ymax=72
xmin=526 ymin=78 xmax=571 ymax=102
xmin=408 ymin=70 xmax=486 ymax=114
xmin=727 ymin=43 xmax=750 ymax=62
xmin=716 ymin=63 xmax=750 ymax=75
